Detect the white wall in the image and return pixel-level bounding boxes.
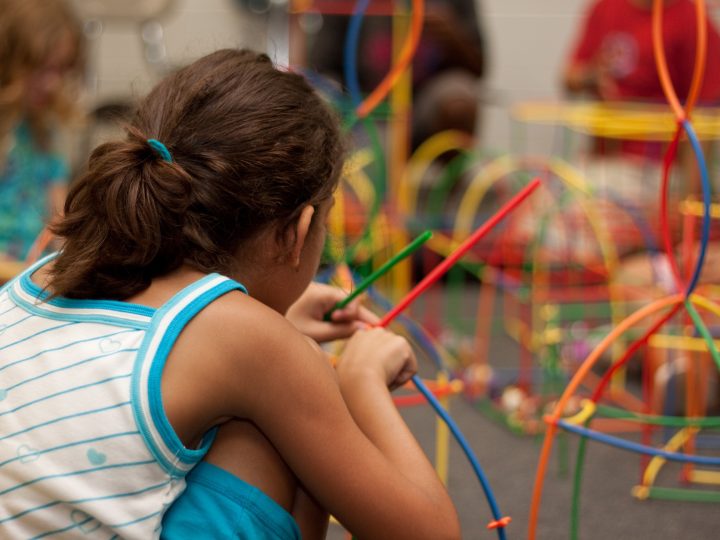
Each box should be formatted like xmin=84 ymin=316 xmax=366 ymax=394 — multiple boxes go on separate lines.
xmin=78 ymin=0 xmax=268 ymax=103
xmin=76 ymin=0 xmax=595 ymax=154
xmin=74 ymin=0 xmax=720 ymax=155
xmin=480 ymin=0 xmax=586 ymax=154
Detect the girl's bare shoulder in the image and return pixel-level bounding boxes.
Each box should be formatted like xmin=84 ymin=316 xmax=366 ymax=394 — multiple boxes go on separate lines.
xmin=195 ymin=290 xmax=301 ymax=349
xmin=170 ymin=288 xmax=323 ymax=383
xmin=162 ymin=287 xmax=328 ymax=430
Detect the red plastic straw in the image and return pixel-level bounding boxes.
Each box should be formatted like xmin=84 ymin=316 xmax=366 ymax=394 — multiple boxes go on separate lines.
xmin=378 ymin=178 xmax=541 ymax=327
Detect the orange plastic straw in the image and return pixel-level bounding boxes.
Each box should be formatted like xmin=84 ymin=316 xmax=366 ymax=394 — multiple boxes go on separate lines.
xmin=355 ymin=0 xmax=425 ymax=118
xmin=686 ymin=0 xmax=707 ymax=115
xmin=652 ymin=0 xmax=707 ymax=120
xmin=652 ymin=0 xmax=684 ymax=119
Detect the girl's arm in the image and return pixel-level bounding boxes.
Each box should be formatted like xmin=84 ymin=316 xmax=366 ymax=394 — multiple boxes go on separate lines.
xmin=218 ymin=305 xmax=460 ymax=540
xmin=171 ymin=290 xmax=460 ymax=540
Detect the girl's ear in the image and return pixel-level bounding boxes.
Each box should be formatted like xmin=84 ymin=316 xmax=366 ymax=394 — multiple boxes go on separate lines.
xmin=290 ymin=205 xmax=315 ymax=269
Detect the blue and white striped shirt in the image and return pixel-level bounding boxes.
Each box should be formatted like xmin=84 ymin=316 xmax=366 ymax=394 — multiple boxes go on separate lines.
xmin=0 ymin=256 xmax=246 ymax=539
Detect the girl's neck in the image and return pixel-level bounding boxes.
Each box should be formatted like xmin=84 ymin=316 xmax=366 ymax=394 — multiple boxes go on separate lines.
xmin=33 ymin=262 xmax=207 ymax=309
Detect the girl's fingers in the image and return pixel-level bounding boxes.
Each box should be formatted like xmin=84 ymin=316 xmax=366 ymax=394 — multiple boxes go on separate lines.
xmin=331 ymin=301 xmax=378 ymax=325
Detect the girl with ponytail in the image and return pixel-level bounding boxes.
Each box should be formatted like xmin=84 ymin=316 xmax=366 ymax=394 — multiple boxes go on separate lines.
xmin=0 ymin=49 xmax=459 ymax=539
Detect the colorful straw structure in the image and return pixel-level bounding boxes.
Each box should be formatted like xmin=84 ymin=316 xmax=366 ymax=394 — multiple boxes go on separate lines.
xmin=528 ymin=1 xmax=720 ymax=537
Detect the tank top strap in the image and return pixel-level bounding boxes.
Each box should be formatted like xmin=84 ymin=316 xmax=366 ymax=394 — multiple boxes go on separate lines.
xmin=131 ymin=273 xmax=247 ymax=477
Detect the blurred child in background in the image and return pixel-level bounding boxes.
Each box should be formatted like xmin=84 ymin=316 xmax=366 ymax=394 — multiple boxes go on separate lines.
xmin=0 ymin=0 xmax=85 ymax=261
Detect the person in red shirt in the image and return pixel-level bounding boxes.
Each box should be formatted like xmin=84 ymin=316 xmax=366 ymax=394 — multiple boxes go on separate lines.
xmin=560 ymin=1 xmax=720 ymax=265
xmin=564 ymin=0 xmax=720 ymax=160
xmin=565 ymin=0 xmax=720 ymax=105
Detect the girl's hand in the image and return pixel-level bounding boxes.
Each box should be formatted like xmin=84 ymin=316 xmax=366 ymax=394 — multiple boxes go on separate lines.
xmin=338 ymin=327 xmax=417 ymax=391
xmin=286 ymin=282 xmax=378 ymax=343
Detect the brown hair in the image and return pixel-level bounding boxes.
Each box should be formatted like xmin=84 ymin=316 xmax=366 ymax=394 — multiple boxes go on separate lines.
xmin=0 ymin=0 xmax=85 ymax=148
xmin=49 ymin=49 xmax=344 ymax=299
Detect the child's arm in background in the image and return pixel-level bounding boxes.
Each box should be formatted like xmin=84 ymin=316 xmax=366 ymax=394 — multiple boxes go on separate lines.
xmin=48 ymin=183 xmax=67 ymax=222
xmin=47 ymin=154 xmax=68 ymax=224
xmin=46 ymin=156 xmax=68 ymax=252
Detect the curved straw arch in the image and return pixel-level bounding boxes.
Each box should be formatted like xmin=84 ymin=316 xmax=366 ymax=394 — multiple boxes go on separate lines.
xmin=531 ymin=289 xmax=720 ymax=537
xmin=398 ymin=129 xmax=475 ymax=216
xmin=348 ymin=0 xmax=426 ymax=120
xmin=451 ymin=155 xmax=628 ymax=360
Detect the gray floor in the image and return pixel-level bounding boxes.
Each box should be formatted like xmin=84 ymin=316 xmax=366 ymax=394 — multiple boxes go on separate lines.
xmin=326 ymin=286 xmax=720 ymax=539
xmin=328 ymin=395 xmax=720 ymax=540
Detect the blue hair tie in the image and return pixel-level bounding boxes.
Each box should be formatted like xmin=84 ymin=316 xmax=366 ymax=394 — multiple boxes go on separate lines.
xmin=147 ymin=138 xmax=173 ymax=163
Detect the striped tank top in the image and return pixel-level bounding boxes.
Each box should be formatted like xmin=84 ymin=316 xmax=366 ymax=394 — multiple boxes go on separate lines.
xmin=0 ymin=255 xmax=246 ymax=539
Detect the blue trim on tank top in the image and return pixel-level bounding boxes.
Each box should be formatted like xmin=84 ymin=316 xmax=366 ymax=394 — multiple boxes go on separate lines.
xmin=131 ymin=274 xmax=247 ymax=476
xmin=7 ymin=252 xmax=155 ymax=328
xmin=19 ymin=267 xmax=156 ymax=317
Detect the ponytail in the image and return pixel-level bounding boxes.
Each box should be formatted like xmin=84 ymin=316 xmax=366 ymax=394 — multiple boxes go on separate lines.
xmin=50 ymin=128 xmax=193 ymax=298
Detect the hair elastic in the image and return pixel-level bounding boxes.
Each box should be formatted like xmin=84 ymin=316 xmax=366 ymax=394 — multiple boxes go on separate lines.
xmin=147 ymin=138 xmax=173 ymax=163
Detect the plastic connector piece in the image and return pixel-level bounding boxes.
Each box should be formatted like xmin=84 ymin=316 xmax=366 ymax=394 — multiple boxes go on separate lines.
xmin=487 ymin=516 xmax=512 ymax=530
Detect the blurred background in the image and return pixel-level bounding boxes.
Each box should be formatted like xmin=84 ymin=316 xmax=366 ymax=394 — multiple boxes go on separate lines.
xmin=4 ymin=1 xmax=720 ymax=538
xmin=73 ymin=0 xmax=595 ymax=157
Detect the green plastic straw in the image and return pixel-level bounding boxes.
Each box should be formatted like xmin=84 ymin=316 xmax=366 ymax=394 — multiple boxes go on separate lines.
xmin=642 ymin=486 xmax=720 ymax=503
xmin=570 ymin=418 xmax=592 ymax=540
xmin=324 ymin=230 xmax=433 ymax=321
xmin=596 ymin=404 xmax=720 ymax=428
xmin=685 ymin=298 xmax=720 ymax=372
